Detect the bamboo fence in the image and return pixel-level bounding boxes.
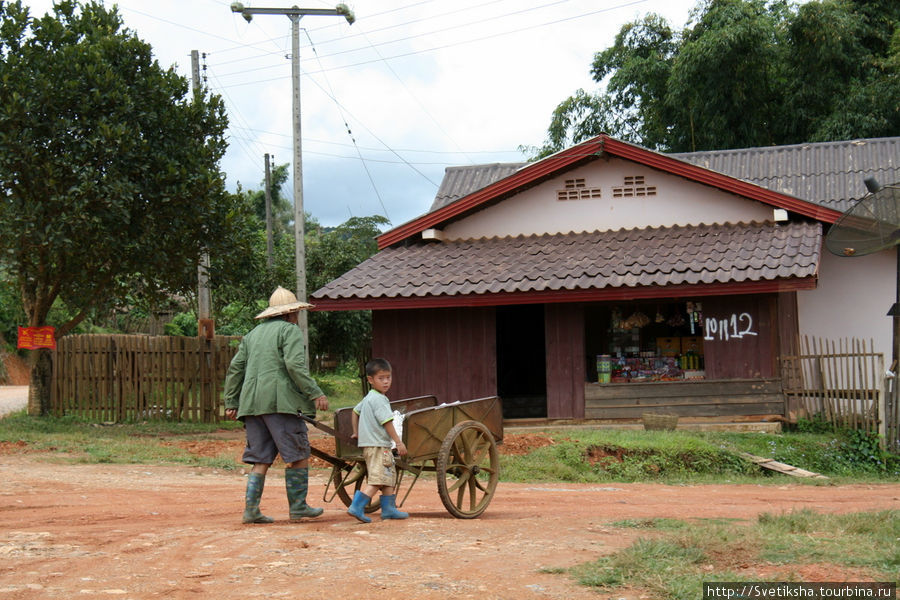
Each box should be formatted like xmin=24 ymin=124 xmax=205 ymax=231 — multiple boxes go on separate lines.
xmin=51 ymin=334 xmax=241 ymax=423
xmin=780 ymin=337 xmax=884 ymax=437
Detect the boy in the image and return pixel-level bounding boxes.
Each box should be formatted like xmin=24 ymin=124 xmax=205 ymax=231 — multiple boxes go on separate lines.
xmin=347 ymin=358 xmax=408 ymax=522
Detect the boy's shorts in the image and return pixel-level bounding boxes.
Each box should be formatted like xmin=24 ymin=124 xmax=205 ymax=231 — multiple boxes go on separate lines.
xmin=242 ymin=413 xmax=310 ymax=465
xmin=362 ymin=446 xmax=396 ymax=487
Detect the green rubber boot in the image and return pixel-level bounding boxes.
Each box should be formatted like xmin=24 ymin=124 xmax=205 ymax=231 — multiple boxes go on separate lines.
xmin=242 ymin=472 xmax=274 ymax=524
xmin=286 ymin=467 xmax=324 ymax=520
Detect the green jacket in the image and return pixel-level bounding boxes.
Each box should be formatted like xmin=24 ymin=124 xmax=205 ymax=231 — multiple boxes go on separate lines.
xmin=223 ymin=318 xmax=324 ymax=419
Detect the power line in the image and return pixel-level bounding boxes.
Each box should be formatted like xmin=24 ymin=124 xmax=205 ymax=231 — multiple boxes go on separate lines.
xmin=303 ymin=28 xmax=392 ymax=223
xmin=212 ymin=0 xmax=651 ymax=86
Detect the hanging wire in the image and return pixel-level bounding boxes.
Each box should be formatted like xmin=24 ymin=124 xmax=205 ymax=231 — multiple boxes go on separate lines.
xmin=302 ymin=28 xmax=392 ymax=223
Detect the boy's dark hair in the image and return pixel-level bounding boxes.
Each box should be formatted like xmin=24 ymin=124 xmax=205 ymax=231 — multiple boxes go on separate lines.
xmin=365 ymin=357 xmax=392 ymax=376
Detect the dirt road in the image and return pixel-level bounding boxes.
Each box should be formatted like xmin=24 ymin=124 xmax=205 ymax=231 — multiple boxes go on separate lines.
xmin=1 ymin=454 xmax=898 ymax=600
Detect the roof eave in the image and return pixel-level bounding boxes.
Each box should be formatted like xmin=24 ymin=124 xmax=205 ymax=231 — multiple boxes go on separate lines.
xmin=374 ymin=135 xmax=844 ymax=250
xmin=311 ymin=277 xmax=817 ymax=311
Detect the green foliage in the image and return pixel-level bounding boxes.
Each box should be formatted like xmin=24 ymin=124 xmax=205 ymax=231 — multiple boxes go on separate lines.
xmin=163 ymin=311 xmax=199 ymax=337
xmin=533 ymin=0 xmax=900 ymax=156
xmin=0 ymin=0 xmax=257 ymax=414
xmin=306 ymin=215 xmax=389 ymax=366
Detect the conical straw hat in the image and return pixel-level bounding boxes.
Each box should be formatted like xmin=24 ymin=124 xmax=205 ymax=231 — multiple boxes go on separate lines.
xmin=254 ymin=286 xmax=314 ymax=319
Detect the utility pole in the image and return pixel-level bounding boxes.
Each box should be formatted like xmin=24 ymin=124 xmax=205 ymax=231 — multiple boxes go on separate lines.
xmin=230 ymin=3 xmax=354 ymax=355
xmin=191 ymin=49 xmax=214 ymax=339
xmin=264 ymin=153 xmax=273 ymax=268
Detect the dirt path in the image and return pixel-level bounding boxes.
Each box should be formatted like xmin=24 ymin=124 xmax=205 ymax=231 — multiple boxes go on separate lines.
xmin=2 ymin=455 xmax=898 ymax=600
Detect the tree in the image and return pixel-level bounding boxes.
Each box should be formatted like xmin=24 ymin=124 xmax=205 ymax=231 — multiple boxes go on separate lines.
xmin=306 ymin=215 xmax=389 ymax=367
xmin=0 ymin=1 xmax=242 ymax=414
xmin=245 ymin=162 xmax=293 ymax=240
xmin=532 ymin=0 xmax=900 ymax=156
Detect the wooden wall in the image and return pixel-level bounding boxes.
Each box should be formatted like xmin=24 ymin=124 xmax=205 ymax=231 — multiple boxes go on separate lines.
xmin=545 ymin=303 xmax=585 ymax=418
xmin=372 ymin=307 xmax=497 ymax=403
xmin=585 ymin=378 xmax=784 ymax=419
xmin=702 ymin=294 xmax=777 ymax=379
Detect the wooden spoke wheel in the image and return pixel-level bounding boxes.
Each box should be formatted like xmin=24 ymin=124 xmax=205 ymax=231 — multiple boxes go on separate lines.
xmin=436 ymin=420 xmax=499 ymax=519
xmin=331 ymin=462 xmax=378 ymax=513
xmin=331 ymin=460 xmax=401 ymax=514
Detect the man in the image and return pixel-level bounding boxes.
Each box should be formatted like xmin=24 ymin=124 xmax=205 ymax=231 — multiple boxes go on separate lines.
xmin=224 ymin=286 xmax=328 ymax=524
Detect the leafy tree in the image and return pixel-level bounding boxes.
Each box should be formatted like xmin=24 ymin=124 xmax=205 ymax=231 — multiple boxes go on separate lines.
xmin=306 ymin=215 xmax=389 ymax=368
xmin=0 ymin=1 xmax=244 ymax=414
xmin=245 ymin=162 xmax=293 ymax=240
xmin=532 ymin=0 xmax=900 ymax=156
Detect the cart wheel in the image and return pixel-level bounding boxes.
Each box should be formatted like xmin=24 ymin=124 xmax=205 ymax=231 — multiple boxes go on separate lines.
xmin=330 ymin=462 xmax=397 ymax=514
xmin=436 ymin=420 xmax=499 ymax=519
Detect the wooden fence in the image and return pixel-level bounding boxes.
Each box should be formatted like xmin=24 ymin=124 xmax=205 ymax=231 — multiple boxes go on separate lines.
xmin=780 ymin=337 xmax=884 ymax=436
xmin=51 ymin=334 xmax=241 ymax=423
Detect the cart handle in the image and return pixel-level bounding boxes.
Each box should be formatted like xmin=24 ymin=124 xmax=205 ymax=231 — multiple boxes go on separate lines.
xmin=298 ymin=413 xmax=357 ymax=447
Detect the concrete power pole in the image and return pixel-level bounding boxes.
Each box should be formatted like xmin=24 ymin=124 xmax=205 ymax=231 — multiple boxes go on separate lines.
xmin=191 ymin=50 xmax=214 ymax=339
xmin=230 ymin=3 xmax=354 ymax=356
xmin=264 ymin=153 xmax=274 ymax=268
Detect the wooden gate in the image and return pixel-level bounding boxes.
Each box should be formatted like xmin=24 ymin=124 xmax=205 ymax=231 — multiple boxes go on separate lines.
xmin=51 ymin=334 xmax=241 ymax=423
xmin=780 ymin=337 xmax=884 ymax=436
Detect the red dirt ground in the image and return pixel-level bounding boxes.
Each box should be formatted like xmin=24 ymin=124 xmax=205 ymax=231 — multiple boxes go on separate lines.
xmin=1 ymin=433 xmax=898 ymax=599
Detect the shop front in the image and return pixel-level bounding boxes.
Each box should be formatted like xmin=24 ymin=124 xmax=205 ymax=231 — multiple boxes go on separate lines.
xmin=580 ymin=293 xmax=789 ymax=421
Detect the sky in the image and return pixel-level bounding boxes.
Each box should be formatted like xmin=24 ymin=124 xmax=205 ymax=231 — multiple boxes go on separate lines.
xmin=23 ymin=0 xmax=701 ymax=228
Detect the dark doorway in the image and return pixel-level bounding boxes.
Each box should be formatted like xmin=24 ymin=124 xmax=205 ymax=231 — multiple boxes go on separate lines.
xmin=496 ymin=304 xmax=547 ymax=418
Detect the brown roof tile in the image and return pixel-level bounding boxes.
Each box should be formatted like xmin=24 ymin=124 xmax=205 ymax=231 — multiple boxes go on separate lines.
xmin=312 ymin=221 xmax=822 ymax=302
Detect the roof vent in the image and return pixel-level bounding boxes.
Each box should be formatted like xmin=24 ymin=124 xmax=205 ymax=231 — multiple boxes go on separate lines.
xmin=422 ymin=228 xmax=444 ymax=241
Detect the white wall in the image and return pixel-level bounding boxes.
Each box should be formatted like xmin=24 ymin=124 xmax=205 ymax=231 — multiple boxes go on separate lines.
xmin=441 ymin=158 xmax=775 ymax=240
xmin=797 ymin=248 xmax=895 ymax=361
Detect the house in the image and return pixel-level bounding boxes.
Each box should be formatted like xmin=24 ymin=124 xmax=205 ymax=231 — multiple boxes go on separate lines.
xmin=312 ymin=135 xmax=900 ymax=423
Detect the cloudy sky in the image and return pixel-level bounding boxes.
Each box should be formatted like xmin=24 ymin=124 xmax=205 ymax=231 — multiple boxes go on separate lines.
xmin=24 ymin=0 xmax=700 ymax=228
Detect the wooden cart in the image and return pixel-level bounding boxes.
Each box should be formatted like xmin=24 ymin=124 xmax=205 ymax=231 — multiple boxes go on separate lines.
xmin=303 ymin=395 xmax=503 ymax=519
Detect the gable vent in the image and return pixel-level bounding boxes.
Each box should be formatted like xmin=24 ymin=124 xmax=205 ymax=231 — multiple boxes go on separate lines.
xmin=557 ymin=178 xmax=602 ymax=201
xmin=613 ymin=175 xmax=656 ymax=198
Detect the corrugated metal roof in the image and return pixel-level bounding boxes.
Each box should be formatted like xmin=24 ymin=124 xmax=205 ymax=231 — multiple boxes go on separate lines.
xmin=312 ymin=221 xmax=821 ymax=302
xmin=427 ymin=137 xmax=900 ymax=215
xmin=670 ymin=137 xmax=900 ymax=213
xmin=430 ymin=163 xmax=526 ymax=211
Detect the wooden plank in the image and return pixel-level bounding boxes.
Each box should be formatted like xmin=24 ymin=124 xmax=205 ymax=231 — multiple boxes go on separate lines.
xmin=737 ymin=452 xmax=828 ymax=479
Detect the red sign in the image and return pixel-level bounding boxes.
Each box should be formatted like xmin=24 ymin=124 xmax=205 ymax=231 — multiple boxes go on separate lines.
xmin=17 ymin=326 xmax=56 ymax=350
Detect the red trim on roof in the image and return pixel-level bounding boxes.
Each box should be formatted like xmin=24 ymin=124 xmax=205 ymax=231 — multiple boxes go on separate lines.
xmin=375 ymin=135 xmax=843 ymax=249
xmin=311 ymin=277 xmax=817 ymax=312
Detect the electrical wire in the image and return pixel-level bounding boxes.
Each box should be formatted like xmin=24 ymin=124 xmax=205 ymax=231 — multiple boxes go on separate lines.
xmin=213 ymin=0 xmax=651 ymax=85
xmin=302 ymin=28 xmax=392 ymax=223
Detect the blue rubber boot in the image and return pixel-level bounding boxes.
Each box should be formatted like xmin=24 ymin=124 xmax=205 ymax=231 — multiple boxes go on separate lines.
xmin=379 ymin=494 xmax=408 ymax=520
xmin=347 ymin=490 xmax=372 ymax=523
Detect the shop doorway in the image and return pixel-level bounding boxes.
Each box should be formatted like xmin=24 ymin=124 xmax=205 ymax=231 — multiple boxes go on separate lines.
xmin=496 ymin=304 xmax=547 ymax=418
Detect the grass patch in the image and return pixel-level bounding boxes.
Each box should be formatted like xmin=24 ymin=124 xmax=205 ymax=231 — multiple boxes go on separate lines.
xmin=0 ymin=411 xmax=245 ymax=469
xmin=562 ymin=509 xmax=899 ymax=599
xmin=500 ymin=428 xmax=900 ymax=483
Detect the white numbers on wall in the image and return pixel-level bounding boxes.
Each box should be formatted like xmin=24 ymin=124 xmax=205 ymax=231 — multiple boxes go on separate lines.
xmin=703 ymin=313 xmax=758 ymax=341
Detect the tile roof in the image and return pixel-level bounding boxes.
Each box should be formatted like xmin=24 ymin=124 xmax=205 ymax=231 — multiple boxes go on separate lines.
xmin=312 ymin=221 xmax=821 ymax=303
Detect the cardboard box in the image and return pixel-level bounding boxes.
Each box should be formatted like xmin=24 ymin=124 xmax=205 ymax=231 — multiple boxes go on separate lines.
xmin=657 ymin=337 xmax=680 ymax=356
xmin=681 ymin=336 xmax=703 ymax=355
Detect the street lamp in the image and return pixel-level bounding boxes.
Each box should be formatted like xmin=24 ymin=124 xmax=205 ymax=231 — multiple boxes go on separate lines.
xmin=229 ymin=3 xmax=355 ymax=354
